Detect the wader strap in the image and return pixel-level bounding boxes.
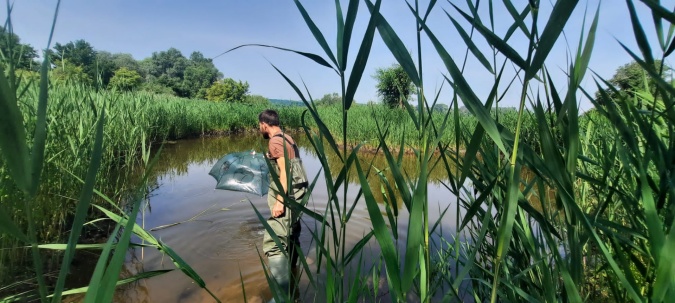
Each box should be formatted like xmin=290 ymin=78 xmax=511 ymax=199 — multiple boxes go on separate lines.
xmin=273 ymin=133 xmax=301 ymax=159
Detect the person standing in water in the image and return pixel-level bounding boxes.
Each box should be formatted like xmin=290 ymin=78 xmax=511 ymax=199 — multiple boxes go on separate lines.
xmin=258 ymin=109 xmax=309 ymax=300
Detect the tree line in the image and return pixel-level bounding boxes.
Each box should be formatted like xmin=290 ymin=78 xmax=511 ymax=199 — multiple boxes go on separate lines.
xmin=4 ymin=25 xmax=660 ymax=108
xmin=1 ymin=26 xmax=253 ymax=103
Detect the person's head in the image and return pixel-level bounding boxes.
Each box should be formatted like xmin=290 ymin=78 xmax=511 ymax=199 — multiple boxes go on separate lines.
xmin=258 ymin=109 xmax=280 ymax=139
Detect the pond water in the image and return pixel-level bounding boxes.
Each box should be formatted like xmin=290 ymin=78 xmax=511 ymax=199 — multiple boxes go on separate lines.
xmin=109 ymin=134 xmax=460 ymax=302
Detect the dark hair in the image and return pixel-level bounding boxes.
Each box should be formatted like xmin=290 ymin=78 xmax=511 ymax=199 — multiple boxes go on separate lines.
xmin=258 ymin=109 xmax=280 ymax=126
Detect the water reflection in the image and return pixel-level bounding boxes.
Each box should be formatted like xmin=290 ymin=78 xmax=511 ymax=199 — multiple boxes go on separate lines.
xmin=83 ymin=134 xmax=458 ymax=303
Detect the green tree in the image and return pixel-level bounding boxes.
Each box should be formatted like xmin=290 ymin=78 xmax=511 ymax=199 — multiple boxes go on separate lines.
xmin=316 ymin=92 xmax=341 ymax=106
xmin=597 ymin=60 xmax=671 ymax=102
xmin=94 ymin=51 xmax=117 ymax=86
xmin=50 ymin=59 xmax=91 ymax=85
xmin=205 ymin=78 xmax=249 ymax=102
xmin=109 ymin=67 xmax=142 ymax=91
xmin=95 ymin=52 xmax=142 ymax=86
xmin=141 ymin=81 xmax=175 ymax=96
xmin=144 ymin=48 xmax=189 ymax=96
xmin=111 ymin=53 xmax=141 ymax=73
xmin=182 ymin=51 xmax=222 ymax=99
xmin=50 ymin=39 xmax=97 ymax=82
xmin=0 ymin=26 xmax=38 ymax=70
xmin=374 ymin=64 xmax=415 ymax=108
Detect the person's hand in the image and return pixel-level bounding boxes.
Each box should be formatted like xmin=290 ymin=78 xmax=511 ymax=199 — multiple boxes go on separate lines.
xmin=272 ymin=198 xmax=285 ymax=218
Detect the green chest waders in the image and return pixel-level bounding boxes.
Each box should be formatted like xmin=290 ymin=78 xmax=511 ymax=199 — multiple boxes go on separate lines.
xmin=263 ymin=134 xmax=309 ymax=301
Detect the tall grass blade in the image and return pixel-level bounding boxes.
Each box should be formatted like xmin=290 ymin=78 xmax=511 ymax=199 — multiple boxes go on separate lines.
xmin=501 ymin=0 xmax=531 ymax=38
xmin=627 ymin=0 xmax=655 ymax=65
xmin=216 ymin=44 xmax=335 ymax=71
xmin=419 ymin=246 xmax=428 ymax=302
xmin=504 ymin=6 xmax=532 ymax=42
xmin=28 ymin=50 xmax=50 ymax=196
xmin=293 ymin=0 xmax=339 ymax=67
xmin=490 ymin=163 xmax=521 ymax=303
xmin=413 ymin=5 xmax=507 ymax=155
xmin=345 ymin=0 xmax=380 ymax=110
xmin=640 ymin=0 xmax=675 ymax=25
xmin=459 ymin=176 xmax=498 ymax=229
xmin=374 ymin=122 xmax=412 ymax=208
xmin=572 ymin=5 xmax=600 ymax=87
xmin=249 ymin=201 xmax=288 ymax=259
xmin=653 ymin=219 xmax=675 ymax=301
xmin=453 ymin=198 xmax=494 ymax=290
xmin=355 ymin=159 xmax=402 ymax=298
xmin=445 ymin=11 xmax=494 ymax=74
xmin=90 ymin=201 xmax=222 ymax=302
xmin=651 ymin=0 xmax=666 ymax=49
xmin=638 ymin=169 xmax=665 ymax=266
xmin=365 ymin=0 xmax=421 ymax=86
xmin=293 ymin=241 xmax=316 ymax=288
xmin=573 ymin=202 xmax=644 ymax=300
xmin=526 ymin=0 xmax=579 ymax=80
xmin=346 ymin=252 xmax=364 ymax=303
xmin=402 ymin=177 xmax=427 ymax=294
xmin=239 ymin=270 xmax=248 ymax=303
xmin=449 ymin=2 xmax=528 ymax=70
xmin=0 ymin=64 xmax=29 ymax=191
xmin=93 ymin=205 xmax=157 ymax=246
xmin=36 ymin=243 xmax=115 ymax=250
xmin=271 ymin=65 xmax=343 ymax=161
xmin=423 ymin=0 xmax=437 ymax=22
xmin=344 ymin=231 xmax=374 ymax=265
xmin=81 ymin=223 xmax=120 ymax=301
xmin=90 ymin=195 xmax=142 ymax=303
xmin=159 ymin=241 xmax=221 ymax=302
xmin=51 ymin=106 xmax=106 ymax=303
xmin=341 ymin=0 xmax=359 ymax=71
xmin=0 ymin=205 xmax=28 ymax=243
xmin=335 ymin=0 xmax=345 ymax=71
xmin=666 ymin=33 xmax=675 ymax=56
xmin=333 ymin=146 xmax=360 ymax=197
xmin=57 ymin=270 xmax=173 ymax=298
xmin=429 ymin=203 xmax=450 ymax=235
xmin=256 ymin=247 xmax=284 ymax=303
xmin=403 ymin=98 xmax=420 ymax=130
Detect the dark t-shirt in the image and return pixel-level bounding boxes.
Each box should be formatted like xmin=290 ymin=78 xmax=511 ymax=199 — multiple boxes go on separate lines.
xmin=268 ymin=133 xmax=297 ymax=160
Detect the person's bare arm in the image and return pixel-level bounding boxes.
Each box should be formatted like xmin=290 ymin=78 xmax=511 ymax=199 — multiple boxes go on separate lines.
xmin=272 ymin=156 xmax=288 ymax=217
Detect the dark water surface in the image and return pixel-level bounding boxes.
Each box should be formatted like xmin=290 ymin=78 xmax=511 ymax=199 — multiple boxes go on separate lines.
xmin=101 ymin=135 xmax=458 ymax=302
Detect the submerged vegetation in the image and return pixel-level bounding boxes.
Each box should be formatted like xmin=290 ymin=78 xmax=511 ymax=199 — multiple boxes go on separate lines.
xmin=1 ymin=0 xmax=675 ymax=302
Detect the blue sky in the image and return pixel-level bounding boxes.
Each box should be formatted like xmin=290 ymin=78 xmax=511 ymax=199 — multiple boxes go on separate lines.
xmin=4 ymin=1 xmax=672 ymax=111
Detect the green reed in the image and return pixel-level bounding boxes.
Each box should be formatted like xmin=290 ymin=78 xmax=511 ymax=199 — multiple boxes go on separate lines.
xmin=0 ymin=6 xmax=226 ymax=302
xmin=250 ymin=0 xmax=675 ymax=302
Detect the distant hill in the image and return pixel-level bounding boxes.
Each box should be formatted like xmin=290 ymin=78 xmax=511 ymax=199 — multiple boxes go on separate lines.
xmin=269 ymin=99 xmax=304 ymax=107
